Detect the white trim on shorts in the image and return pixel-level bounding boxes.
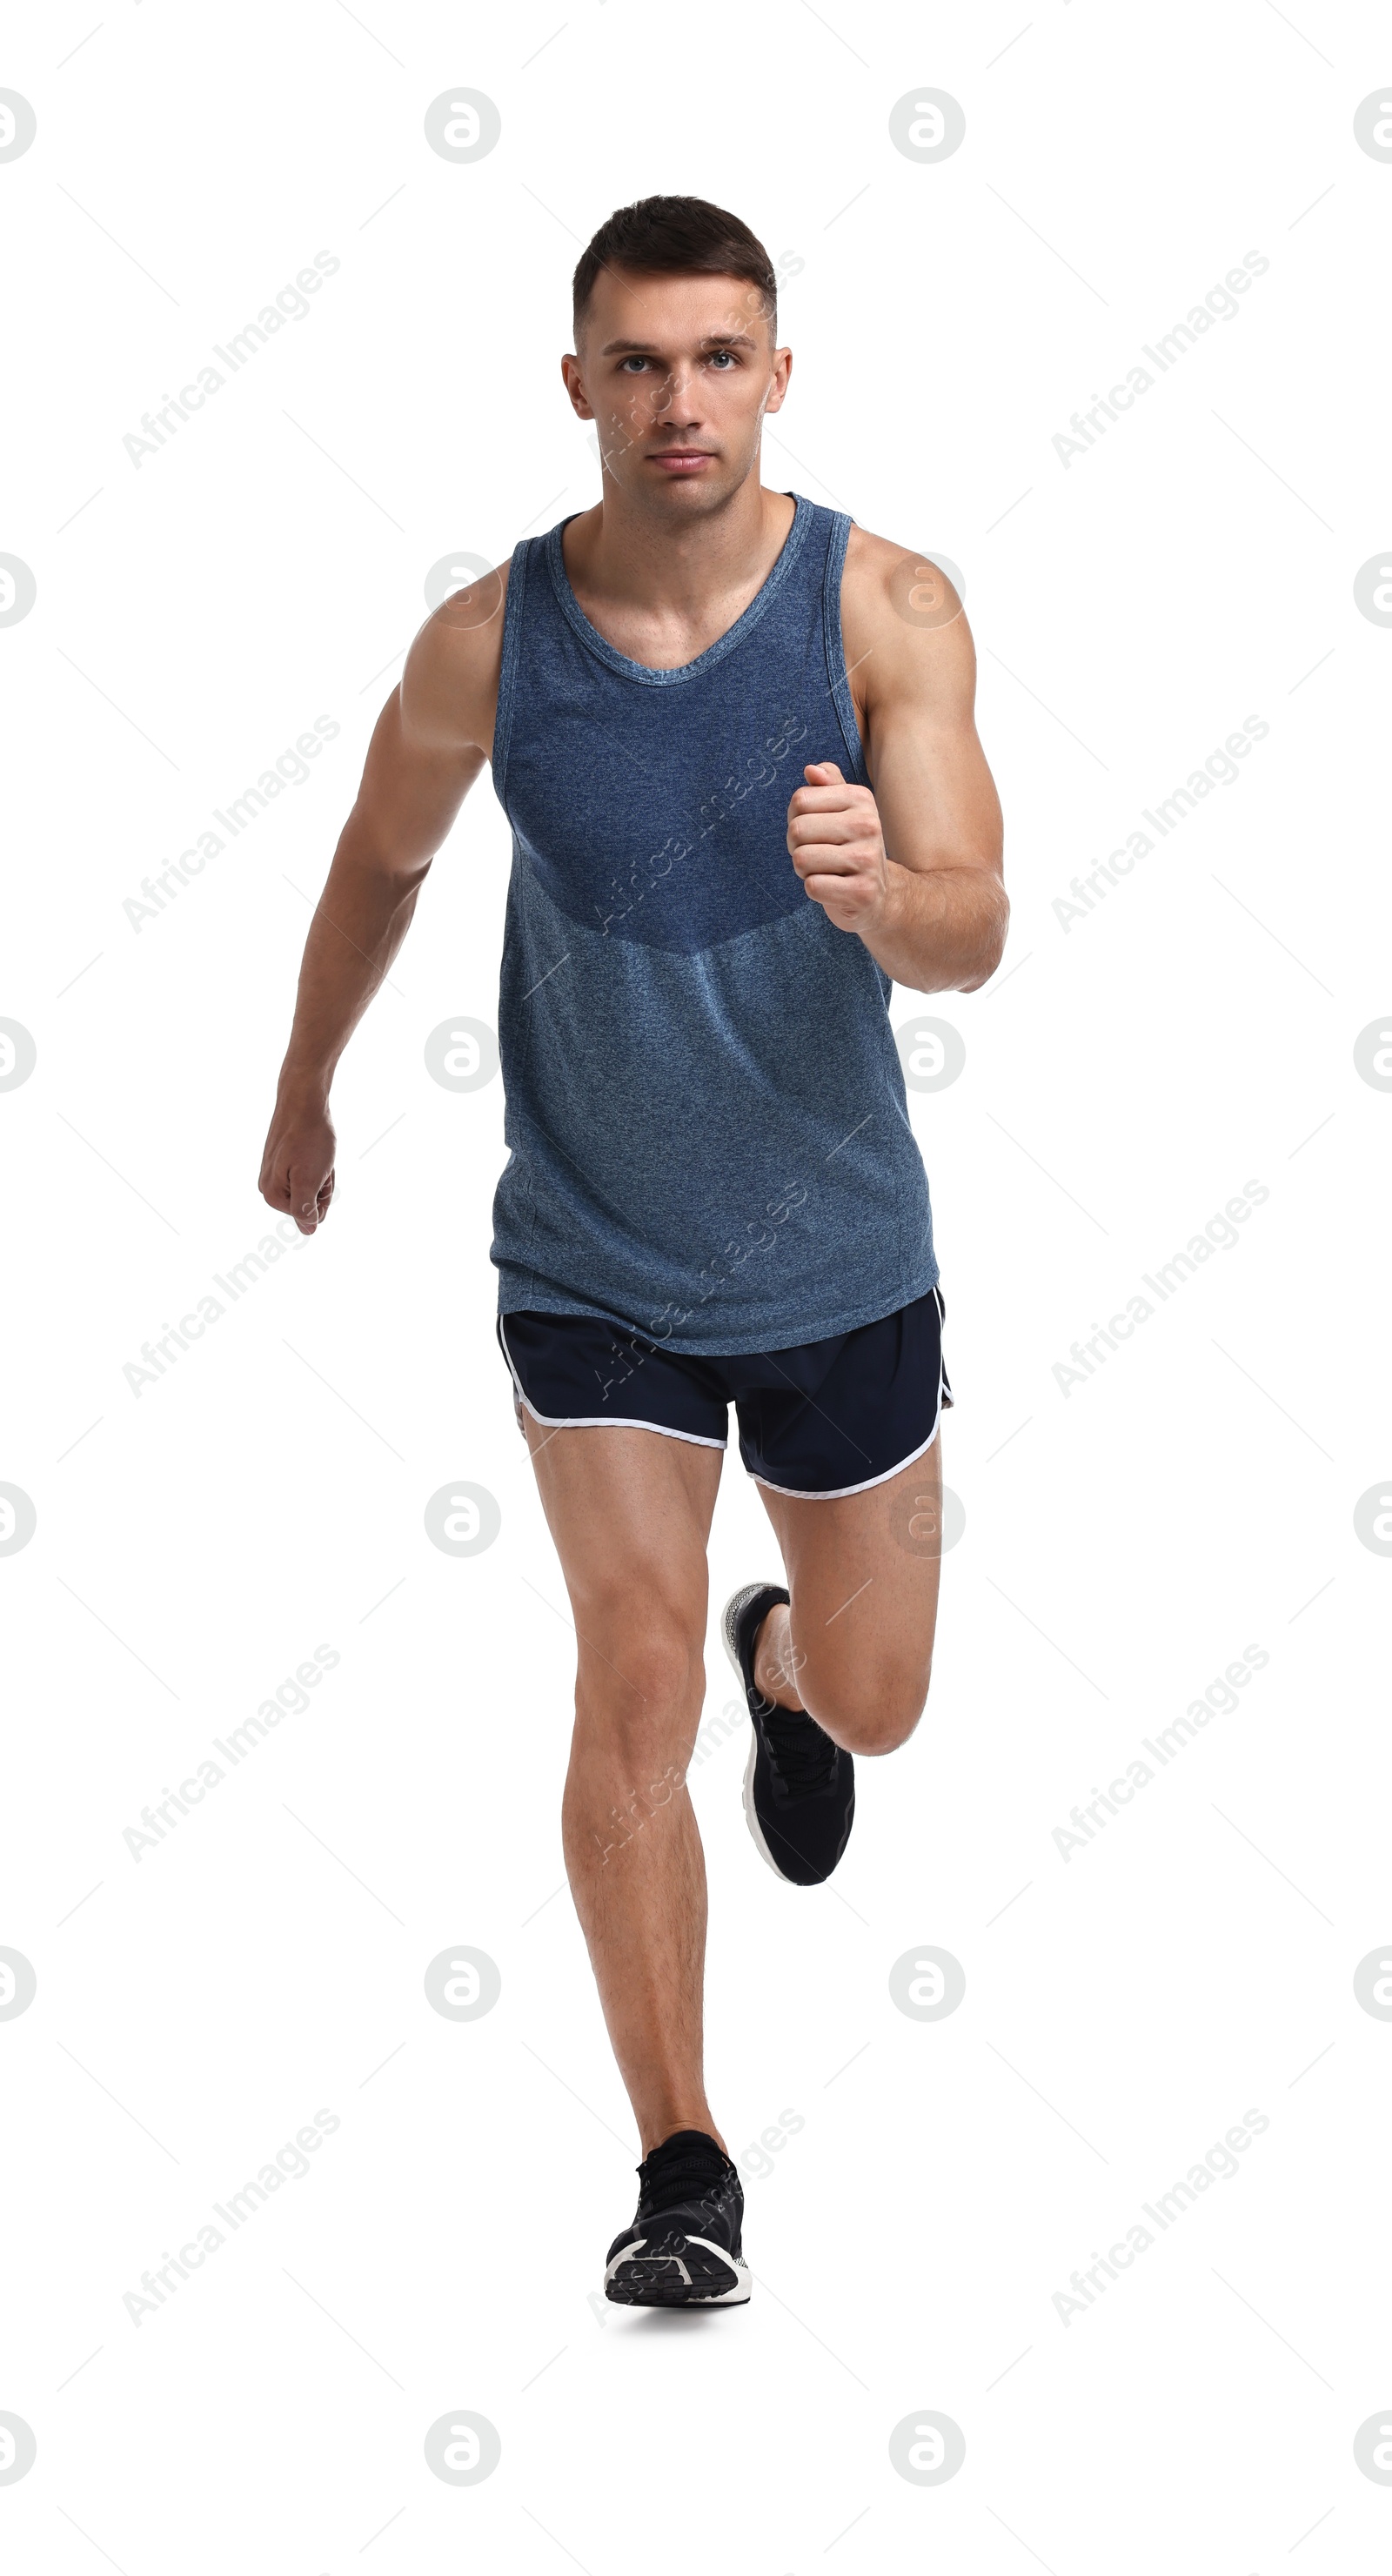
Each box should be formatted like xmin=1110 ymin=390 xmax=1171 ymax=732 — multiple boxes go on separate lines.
xmin=497 ymin=1315 xmax=728 ymax=1449
xmin=750 ymin=1386 xmax=945 ymax=1502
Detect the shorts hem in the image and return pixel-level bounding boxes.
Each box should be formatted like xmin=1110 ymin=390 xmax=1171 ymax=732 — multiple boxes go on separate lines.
xmin=748 ymin=1393 xmax=944 ymax=1502
xmin=498 ymin=1315 xmax=727 ymax=1449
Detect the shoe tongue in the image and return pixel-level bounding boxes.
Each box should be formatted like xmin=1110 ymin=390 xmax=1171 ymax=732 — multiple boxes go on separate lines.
xmin=642 ymin=2127 xmax=726 ymax=2177
xmin=638 ymin=2130 xmax=732 ymax=2218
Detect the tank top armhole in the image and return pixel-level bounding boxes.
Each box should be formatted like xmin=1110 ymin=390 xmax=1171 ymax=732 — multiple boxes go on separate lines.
xmin=822 ymin=511 xmax=868 ymax=782
xmin=490 ymin=539 xmax=531 ymax=807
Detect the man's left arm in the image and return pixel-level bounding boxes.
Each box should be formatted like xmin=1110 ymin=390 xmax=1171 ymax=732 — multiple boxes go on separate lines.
xmin=786 ymin=538 xmax=1007 ymax=993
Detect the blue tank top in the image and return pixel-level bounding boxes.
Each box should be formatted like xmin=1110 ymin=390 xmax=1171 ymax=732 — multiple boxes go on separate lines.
xmin=489 ymin=493 xmax=938 ymax=1355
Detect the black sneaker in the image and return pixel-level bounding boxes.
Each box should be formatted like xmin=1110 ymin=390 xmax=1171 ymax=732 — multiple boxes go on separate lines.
xmin=604 ymin=2129 xmax=751 ymax=2307
xmin=721 ymin=1582 xmax=855 ymax=1887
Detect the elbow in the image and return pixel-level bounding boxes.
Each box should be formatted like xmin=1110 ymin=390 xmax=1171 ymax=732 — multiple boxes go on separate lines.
xmin=959 ymin=884 xmax=1010 ymax=994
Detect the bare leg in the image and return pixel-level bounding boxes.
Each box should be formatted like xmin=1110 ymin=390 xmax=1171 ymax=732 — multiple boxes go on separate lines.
xmin=753 ymin=1431 xmax=945 ymax=1753
xmin=521 ymin=1413 xmax=726 ymax=2155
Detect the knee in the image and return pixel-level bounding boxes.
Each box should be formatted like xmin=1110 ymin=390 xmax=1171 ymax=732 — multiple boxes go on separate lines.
xmin=803 ymin=1661 xmax=930 ymax=1757
xmin=574 ymin=1602 xmax=705 ymax=1757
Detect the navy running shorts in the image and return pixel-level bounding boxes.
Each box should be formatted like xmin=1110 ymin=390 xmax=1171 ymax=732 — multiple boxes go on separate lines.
xmin=497 ymin=1287 xmax=951 ymax=1500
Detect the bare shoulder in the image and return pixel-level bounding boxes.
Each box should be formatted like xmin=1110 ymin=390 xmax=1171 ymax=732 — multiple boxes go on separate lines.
xmin=400 ymin=557 xmax=512 ymax=760
xmin=840 ymin=521 xmax=974 ymax=716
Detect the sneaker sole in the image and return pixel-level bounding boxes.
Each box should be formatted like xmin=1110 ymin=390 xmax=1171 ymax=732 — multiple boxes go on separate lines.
xmin=720 ymin=1589 xmax=795 ymax=1884
xmin=605 ymin=2235 xmax=752 ymax=2307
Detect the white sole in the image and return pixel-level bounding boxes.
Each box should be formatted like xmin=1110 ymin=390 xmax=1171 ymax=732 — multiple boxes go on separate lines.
xmin=605 ymin=2236 xmax=753 ymax=2306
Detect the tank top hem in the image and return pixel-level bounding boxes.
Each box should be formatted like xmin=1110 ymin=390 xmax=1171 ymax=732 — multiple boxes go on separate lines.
xmin=495 ymin=1261 xmax=941 ymax=1359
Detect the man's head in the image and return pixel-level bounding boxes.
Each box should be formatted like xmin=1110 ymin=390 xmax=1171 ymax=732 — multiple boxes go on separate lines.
xmin=564 ymin=195 xmax=791 ymax=513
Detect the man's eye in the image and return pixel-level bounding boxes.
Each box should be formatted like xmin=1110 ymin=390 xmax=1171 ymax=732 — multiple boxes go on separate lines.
xmin=709 ymin=350 xmax=735 ymax=367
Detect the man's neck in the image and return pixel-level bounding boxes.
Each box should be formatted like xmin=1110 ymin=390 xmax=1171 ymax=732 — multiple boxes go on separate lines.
xmin=563 ymin=473 xmax=795 ymax=623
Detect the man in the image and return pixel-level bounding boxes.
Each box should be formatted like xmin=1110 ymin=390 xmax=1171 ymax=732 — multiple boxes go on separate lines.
xmin=259 ymin=196 xmax=1006 ymax=2308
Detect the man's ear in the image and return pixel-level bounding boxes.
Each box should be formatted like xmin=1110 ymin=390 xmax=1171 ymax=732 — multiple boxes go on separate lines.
xmin=763 ymin=348 xmax=793 ymax=416
xmin=560 ymin=353 xmax=594 ymax=420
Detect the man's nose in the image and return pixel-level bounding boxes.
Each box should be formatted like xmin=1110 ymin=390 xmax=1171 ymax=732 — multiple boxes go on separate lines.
xmin=652 ymin=365 xmax=700 ymax=419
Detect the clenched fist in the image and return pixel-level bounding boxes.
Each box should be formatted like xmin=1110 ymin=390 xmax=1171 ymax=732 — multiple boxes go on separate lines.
xmin=786 ymin=761 xmax=892 ymax=934
xmin=258 ymin=1090 xmax=337 ymax=1234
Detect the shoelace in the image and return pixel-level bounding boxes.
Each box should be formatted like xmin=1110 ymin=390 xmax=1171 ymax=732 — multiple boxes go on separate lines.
xmin=637 ymin=2150 xmax=734 ymax=2219
xmin=758 ymin=1696 xmax=840 ymax=1796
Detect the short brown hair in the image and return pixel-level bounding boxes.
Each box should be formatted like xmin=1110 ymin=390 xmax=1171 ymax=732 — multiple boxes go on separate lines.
xmin=572 ymin=195 xmax=777 ymax=340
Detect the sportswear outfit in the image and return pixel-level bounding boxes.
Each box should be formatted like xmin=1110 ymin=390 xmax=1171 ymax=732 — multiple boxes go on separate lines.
xmin=485 ymin=495 xmax=953 ymax=2304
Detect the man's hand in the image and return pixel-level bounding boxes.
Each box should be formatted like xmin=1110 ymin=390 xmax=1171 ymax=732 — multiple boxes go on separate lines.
xmin=258 ymin=1090 xmax=338 ymax=1234
xmin=786 ymin=761 xmax=893 ymax=934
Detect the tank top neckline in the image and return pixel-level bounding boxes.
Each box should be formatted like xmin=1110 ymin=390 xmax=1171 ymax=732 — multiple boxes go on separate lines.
xmin=541 ymin=490 xmax=814 ymax=688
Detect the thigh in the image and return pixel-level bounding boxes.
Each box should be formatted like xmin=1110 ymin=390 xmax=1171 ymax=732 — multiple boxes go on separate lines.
xmin=758 ymin=1431 xmax=944 ymax=1722
xmin=501 ymin=1306 xmax=727 ymax=1655
xmin=522 ymin=1414 xmax=725 ymax=1714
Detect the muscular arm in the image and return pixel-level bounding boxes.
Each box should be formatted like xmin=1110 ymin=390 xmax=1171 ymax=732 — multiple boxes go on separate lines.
xmin=258 ymin=568 xmax=506 ymax=1231
xmin=786 ymin=531 xmax=1007 ymax=994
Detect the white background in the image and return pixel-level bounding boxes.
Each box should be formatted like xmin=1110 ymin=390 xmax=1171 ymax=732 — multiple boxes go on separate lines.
xmin=3 ymin=1 xmax=1390 ymax=2568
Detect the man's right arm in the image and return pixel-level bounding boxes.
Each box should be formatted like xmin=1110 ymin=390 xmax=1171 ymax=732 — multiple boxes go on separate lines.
xmin=258 ymin=566 xmax=508 ymax=1233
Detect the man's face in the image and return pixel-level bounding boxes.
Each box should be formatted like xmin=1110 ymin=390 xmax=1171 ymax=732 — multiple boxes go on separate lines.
xmin=563 ymin=266 xmax=792 ymax=514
